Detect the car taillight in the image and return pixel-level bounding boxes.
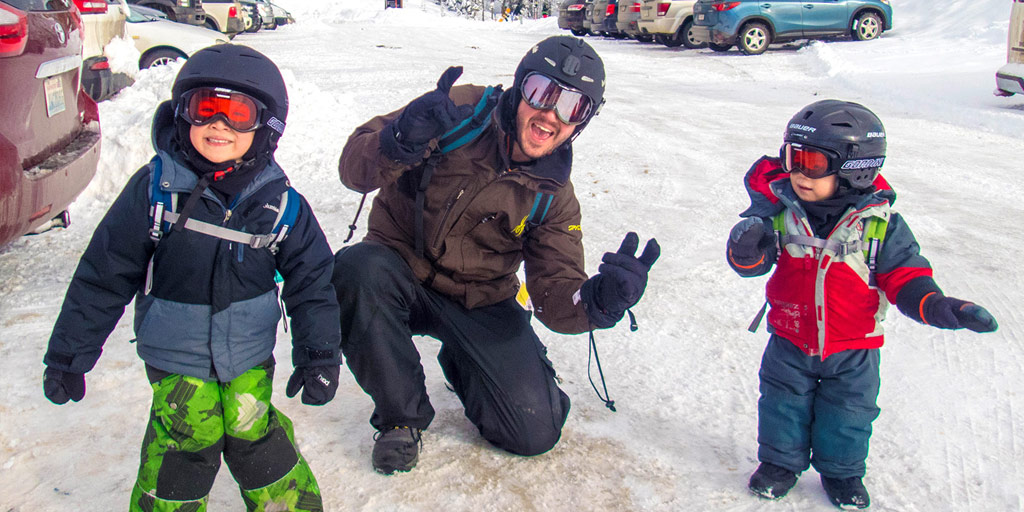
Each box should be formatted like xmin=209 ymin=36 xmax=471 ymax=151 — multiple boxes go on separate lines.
xmin=229 ymin=6 xmax=237 ymax=17
xmin=0 ymin=3 xmax=28 ymax=58
xmin=713 ymin=2 xmax=741 ymax=11
xmin=605 ymin=4 xmax=615 ymax=16
xmin=72 ymin=0 xmax=108 ymax=14
xmin=631 ymin=2 xmax=640 ymax=12
xmin=657 ymin=2 xmax=670 ymax=16
xmin=89 ymin=58 xmax=110 ymax=70
xmin=568 ymin=3 xmax=584 ymax=10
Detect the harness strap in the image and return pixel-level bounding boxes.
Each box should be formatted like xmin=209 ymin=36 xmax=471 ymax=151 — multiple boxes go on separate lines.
xmin=156 ymin=210 xmax=281 ymax=249
xmin=779 ymin=233 xmax=865 ymax=256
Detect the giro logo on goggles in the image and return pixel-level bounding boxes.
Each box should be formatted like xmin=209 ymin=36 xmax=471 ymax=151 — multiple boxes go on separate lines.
xmin=841 ymin=157 xmax=885 ymax=170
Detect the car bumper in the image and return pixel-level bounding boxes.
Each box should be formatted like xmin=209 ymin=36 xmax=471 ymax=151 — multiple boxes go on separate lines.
xmin=225 ymin=17 xmax=244 ymax=35
xmin=170 ymin=6 xmax=206 ymax=26
xmin=638 ymin=17 xmax=677 ymax=34
xmin=691 ymin=25 xmax=731 ymax=45
xmin=996 ymin=64 xmax=1024 ymax=96
xmin=81 ymin=58 xmax=133 ymax=102
xmin=0 ymin=90 xmax=100 ymax=246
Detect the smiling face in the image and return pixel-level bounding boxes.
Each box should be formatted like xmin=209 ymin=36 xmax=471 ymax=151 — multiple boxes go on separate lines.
xmin=189 ymin=120 xmax=255 ymax=164
xmin=790 ymin=170 xmax=839 ymax=202
xmin=511 ymin=99 xmax=576 ymax=161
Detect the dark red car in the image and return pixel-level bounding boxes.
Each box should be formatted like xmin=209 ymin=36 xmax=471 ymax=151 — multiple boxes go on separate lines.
xmin=0 ymin=0 xmax=101 ymax=248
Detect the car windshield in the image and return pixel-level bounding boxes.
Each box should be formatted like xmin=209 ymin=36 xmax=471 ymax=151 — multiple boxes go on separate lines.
xmin=125 ymin=9 xmax=157 ymax=22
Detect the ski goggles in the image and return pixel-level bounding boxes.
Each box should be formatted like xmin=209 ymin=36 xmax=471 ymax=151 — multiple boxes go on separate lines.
xmin=520 ymin=72 xmax=595 ymax=126
xmin=781 ymin=142 xmax=885 ymax=179
xmin=178 ymin=87 xmax=269 ymax=133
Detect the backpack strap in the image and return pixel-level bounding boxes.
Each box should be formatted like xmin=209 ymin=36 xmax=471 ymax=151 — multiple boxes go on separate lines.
xmin=413 ymin=85 xmax=502 ymax=257
xmin=862 ymin=216 xmax=888 ymax=287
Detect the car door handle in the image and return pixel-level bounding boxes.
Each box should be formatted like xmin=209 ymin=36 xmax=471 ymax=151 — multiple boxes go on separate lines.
xmin=761 ymin=3 xmax=771 ymax=8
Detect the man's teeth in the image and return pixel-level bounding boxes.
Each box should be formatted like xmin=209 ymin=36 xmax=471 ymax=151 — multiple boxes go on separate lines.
xmin=534 ymin=124 xmax=553 ymax=134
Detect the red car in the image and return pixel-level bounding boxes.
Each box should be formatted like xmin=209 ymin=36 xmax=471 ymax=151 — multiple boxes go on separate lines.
xmin=0 ymin=0 xmax=101 ymax=248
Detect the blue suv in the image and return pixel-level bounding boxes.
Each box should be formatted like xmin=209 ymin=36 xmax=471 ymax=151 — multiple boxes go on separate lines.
xmin=691 ymin=0 xmax=892 ymax=55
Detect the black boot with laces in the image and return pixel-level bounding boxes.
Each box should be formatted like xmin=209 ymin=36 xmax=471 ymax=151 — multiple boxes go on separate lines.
xmin=372 ymin=426 xmax=422 ymax=475
xmin=748 ymin=462 xmax=799 ymax=500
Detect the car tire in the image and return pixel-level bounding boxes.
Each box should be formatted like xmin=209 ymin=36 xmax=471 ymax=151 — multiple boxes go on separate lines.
xmin=680 ymin=18 xmax=705 ymax=49
xmin=708 ymin=42 xmax=732 ymax=52
xmin=654 ymin=33 xmax=668 ymax=45
xmin=571 ymin=28 xmax=587 ymax=36
xmin=738 ymin=21 xmax=770 ymax=55
xmin=245 ymin=14 xmax=262 ymax=33
xmin=636 ymin=34 xmax=654 ymax=43
xmin=664 ymin=27 xmax=684 ymax=47
xmin=852 ymin=11 xmax=882 ymax=41
xmin=140 ymin=49 xmax=186 ymax=69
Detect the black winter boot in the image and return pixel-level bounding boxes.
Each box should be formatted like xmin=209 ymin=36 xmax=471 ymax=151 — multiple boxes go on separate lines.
xmin=820 ymin=475 xmax=870 ymax=509
xmin=372 ymin=426 xmax=422 ymax=475
xmin=748 ymin=462 xmax=799 ymax=500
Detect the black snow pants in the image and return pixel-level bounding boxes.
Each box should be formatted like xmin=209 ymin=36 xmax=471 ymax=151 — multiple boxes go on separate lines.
xmin=332 ymin=241 xmax=570 ymax=456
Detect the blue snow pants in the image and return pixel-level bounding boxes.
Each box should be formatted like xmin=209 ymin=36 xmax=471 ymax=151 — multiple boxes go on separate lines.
xmin=331 ymin=241 xmax=570 ymax=456
xmin=757 ymin=334 xmax=881 ymax=479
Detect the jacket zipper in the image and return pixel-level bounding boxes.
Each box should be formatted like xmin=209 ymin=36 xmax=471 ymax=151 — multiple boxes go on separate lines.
xmin=429 ymin=187 xmax=465 ymax=251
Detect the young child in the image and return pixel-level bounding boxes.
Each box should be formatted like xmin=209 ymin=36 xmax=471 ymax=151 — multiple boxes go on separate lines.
xmin=726 ymin=100 xmax=998 ymax=509
xmin=42 ymin=44 xmax=340 ymax=512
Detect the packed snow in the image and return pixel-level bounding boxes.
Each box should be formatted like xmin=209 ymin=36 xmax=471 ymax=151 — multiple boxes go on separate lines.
xmin=2 ymin=0 xmax=1023 ymax=510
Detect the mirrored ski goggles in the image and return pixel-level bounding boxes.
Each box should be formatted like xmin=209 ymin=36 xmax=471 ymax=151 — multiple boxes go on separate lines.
xmin=179 ymin=87 xmax=268 ymax=133
xmin=520 ymin=72 xmax=595 ymax=126
xmin=780 ymin=142 xmax=839 ymax=179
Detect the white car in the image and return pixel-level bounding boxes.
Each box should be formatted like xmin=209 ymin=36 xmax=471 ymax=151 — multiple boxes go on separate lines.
xmin=125 ymin=6 xmax=229 ymax=68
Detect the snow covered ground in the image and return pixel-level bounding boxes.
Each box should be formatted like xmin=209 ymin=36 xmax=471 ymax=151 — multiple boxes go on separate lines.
xmin=2 ymin=0 xmax=1023 ymax=510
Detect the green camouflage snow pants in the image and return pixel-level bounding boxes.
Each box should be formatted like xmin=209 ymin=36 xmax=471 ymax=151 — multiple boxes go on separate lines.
xmin=129 ymin=361 xmax=323 ymax=512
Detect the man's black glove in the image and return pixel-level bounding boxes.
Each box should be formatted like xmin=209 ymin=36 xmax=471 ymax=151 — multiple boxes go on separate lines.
xmin=581 ymin=232 xmax=661 ymax=328
xmin=921 ymin=295 xmax=998 ymax=333
xmin=286 ymin=365 xmax=340 ymax=406
xmin=727 ymin=217 xmax=776 ymax=273
xmin=380 ymin=66 xmax=475 ymax=164
xmin=43 ymin=367 xmax=86 ymax=405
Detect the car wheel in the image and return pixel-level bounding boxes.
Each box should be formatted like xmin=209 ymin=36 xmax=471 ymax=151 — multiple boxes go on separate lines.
xmin=245 ymin=14 xmax=262 ymax=33
xmin=853 ymin=11 xmax=882 ymax=41
xmin=571 ymin=28 xmax=587 ymax=36
xmin=636 ymin=34 xmax=654 ymax=43
xmin=664 ymin=28 xmax=684 ymax=47
xmin=708 ymin=42 xmax=732 ymax=52
xmin=680 ymin=19 xmax=705 ymax=49
xmin=653 ymin=33 xmax=667 ymax=45
xmin=738 ymin=21 xmax=770 ymax=55
xmin=140 ymin=49 xmax=186 ymax=69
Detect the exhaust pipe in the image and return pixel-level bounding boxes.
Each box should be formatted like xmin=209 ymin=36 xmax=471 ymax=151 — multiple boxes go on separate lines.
xmin=29 ymin=210 xmax=72 ymax=235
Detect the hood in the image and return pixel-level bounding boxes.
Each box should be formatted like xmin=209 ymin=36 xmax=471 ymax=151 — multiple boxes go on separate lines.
xmin=739 ymin=155 xmax=896 ymax=219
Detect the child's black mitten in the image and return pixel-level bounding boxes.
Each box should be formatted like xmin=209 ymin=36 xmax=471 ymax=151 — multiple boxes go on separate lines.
xmin=286 ymin=365 xmax=340 ymax=406
xmin=921 ymin=295 xmax=999 ymax=333
xmin=43 ymin=367 xmax=86 ymax=405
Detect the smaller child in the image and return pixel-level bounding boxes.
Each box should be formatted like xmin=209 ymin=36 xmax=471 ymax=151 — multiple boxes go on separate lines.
xmin=726 ymin=100 xmax=997 ymax=509
xmin=42 ymin=44 xmax=340 ymax=512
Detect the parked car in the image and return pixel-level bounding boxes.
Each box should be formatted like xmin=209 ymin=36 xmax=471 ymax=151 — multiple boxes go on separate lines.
xmin=591 ymin=0 xmax=622 ymax=37
xmin=125 ymin=0 xmax=204 ymax=26
xmin=692 ymin=0 xmax=892 ymax=55
xmin=238 ymin=0 xmax=260 ymax=32
xmin=996 ymin=0 xmax=1024 ymax=96
xmin=74 ymin=0 xmax=133 ymax=101
xmin=200 ymin=0 xmax=243 ymax=36
xmin=270 ymin=1 xmax=293 ymax=26
xmin=124 ymin=4 xmax=228 ymax=68
xmin=254 ymin=0 xmax=275 ymax=29
xmin=616 ymin=0 xmax=649 ymax=40
xmin=638 ymin=0 xmax=702 ymax=48
xmin=0 ymin=0 xmax=101 ymax=248
xmin=557 ymin=0 xmax=589 ymax=36
xmin=582 ymin=0 xmax=594 ymax=34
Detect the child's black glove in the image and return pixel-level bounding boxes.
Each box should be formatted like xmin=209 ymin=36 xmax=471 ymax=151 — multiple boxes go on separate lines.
xmin=286 ymin=365 xmax=340 ymax=406
xmin=581 ymin=232 xmax=660 ymax=328
xmin=728 ymin=217 xmax=777 ymax=264
xmin=43 ymin=367 xmax=86 ymax=405
xmin=380 ymin=66 xmax=474 ymax=164
xmin=922 ymin=295 xmax=999 ymax=333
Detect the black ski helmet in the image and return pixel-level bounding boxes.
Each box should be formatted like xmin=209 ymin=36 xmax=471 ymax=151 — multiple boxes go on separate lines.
xmin=512 ymin=35 xmax=606 ymax=126
xmin=782 ymin=100 xmax=886 ymax=189
xmin=171 ymin=44 xmax=288 ymax=158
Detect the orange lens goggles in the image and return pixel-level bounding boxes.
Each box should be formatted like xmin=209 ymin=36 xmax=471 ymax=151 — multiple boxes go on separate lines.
xmin=781 ymin=143 xmax=836 ymax=179
xmin=180 ymin=87 xmax=265 ymax=132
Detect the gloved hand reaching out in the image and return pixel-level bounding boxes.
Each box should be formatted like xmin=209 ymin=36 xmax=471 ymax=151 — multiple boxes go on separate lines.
xmin=581 ymin=232 xmax=661 ymax=329
xmin=43 ymin=367 xmax=86 ymax=405
xmin=380 ymin=66 xmax=475 ymax=164
xmin=920 ymin=294 xmax=998 ymax=333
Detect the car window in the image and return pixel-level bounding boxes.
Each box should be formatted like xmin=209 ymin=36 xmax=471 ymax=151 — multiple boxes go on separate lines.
xmin=5 ymin=0 xmax=72 ymax=10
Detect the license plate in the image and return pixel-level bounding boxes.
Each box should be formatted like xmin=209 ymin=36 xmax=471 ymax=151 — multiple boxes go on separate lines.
xmin=697 ymin=13 xmax=705 ymax=21
xmin=44 ymin=76 xmax=66 ymax=118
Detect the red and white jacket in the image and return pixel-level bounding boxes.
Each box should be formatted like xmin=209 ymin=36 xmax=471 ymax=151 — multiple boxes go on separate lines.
xmin=730 ymin=157 xmax=933 ymax=359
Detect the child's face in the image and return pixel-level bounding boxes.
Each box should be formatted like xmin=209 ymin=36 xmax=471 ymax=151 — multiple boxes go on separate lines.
xmin=189 ymin=120 xmax=255 ymax=164
xmin=790 ymin=171 xmax=838 ymax=202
